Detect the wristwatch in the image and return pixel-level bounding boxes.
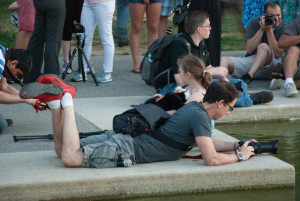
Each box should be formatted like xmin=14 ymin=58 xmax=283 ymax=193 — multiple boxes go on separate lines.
xmin=236 ymin=149 xmax=244 ymax=162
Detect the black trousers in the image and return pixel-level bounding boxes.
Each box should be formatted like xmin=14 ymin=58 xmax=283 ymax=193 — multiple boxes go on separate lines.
xmin=179 ymin=0 xmax=221 ymax=66
xmin=24 ymin=0 xmax=66 ymax=83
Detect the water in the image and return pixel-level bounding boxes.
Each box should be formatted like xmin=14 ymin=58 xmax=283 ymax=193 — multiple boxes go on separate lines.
xmin=103 ymin=121 xmax=298 ymax=201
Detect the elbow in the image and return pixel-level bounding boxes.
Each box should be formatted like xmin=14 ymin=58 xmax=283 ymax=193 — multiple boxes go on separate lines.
xmin=203 ymin=157 xmax=221 ymax=166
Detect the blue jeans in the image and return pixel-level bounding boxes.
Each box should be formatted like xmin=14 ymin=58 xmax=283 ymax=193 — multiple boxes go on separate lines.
xmin=159 ymin=79 xmax=253 ymax=107
xmin=116 ymin=0 xmax=129 ymax=41
xmin=0 ymin=114 xmax=8 ymax=134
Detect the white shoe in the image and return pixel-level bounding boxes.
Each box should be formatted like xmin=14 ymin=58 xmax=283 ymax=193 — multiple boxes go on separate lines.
xmin=284 ymin=82 xmax=298 ymax=97
xmin=270 ymin=79 xmax=284 ymax=90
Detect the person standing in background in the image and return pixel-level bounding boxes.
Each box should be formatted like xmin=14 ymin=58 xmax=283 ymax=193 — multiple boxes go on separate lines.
xmin=23 ymin=0 xmax=66 ymax=84
xmin=129 ymin=0 xmax=162 ymax=74
xmin=116 ymin=0 xmax=130 ymax=47
xmin=73 ymin=0 xmax=115 ymax=83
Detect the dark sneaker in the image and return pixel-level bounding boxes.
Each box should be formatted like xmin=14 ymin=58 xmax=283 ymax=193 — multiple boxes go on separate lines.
xmin=5 ymin=119 xmax=13 ymax=127
xmin=241 ymin=73 xmax=252 ymax=85
xmin=19 ymin=82 xmax=63 ymax=100
xmin=118 ymin=39 xmax=129 ymax=47
xmin=249 ymin=91 xmax=274 ymax=105
xmin=36 ymin=74 xmax=77 ymax=98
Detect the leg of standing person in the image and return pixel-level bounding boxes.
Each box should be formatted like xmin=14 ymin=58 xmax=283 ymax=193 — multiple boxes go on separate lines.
xmin=158 ymin=0 xmax=171 ymax=38
xmin=94 ymin=1 xmax=115 ymax=83
xmin=43 ymin=0 xmax=66 ymax=76
xmin=71 ymin=1 xmax=96 ymax=82
xmin=15 ymin=0 xmax=35 ymax=50
xmin=145 ymin=2 xmax=161 ymax=47
xmin=116 ymin=0 xmax=130 ymax=47
xmin=129 ymin=2 xmax=147 ymax=73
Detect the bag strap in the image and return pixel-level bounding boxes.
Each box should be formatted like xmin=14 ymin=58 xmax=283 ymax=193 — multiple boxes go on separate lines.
xmin=148 ymin=130 xmax=192 ymax=151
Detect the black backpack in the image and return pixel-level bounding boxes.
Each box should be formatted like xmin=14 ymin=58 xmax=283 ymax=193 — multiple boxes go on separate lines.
xmin=113 ymin=104 xmax=170 ymax=137
xmin=140 ymin=34 xmax=191 ymax=91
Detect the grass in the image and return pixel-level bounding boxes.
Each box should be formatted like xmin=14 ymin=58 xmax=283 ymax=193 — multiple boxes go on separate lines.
xmin=0 ymin=0 xmax=245 ymax=53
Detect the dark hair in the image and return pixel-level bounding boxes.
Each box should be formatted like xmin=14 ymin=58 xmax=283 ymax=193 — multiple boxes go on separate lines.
xmin=9 ymin=49 xmax=32 ymax=77
xmin=203 ymin=81 xmax=240 ymax=104
xmin=177 ymin=55 xmax=212 ymax=89
xmin=184 ymin=11 xmax=210 ymax=35
xmin=264 ymin=1 xmax=281 ymax=14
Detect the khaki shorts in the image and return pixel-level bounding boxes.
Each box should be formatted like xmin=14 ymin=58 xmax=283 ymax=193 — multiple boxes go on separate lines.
xmin=80 ymin=130 xmax=135 ymax=168
xmin=230 ymin=50 xmax=283 ymax=80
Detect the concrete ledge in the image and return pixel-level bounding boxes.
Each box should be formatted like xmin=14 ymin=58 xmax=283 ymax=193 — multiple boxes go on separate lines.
xmin=0 ymin=130 xmax=294 ymax=201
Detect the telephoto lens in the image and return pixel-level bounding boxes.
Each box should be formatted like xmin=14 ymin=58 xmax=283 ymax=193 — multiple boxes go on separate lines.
xmin=117 ymin=158 xmax=132 ymax=167
xmin=238 ymin=140 xmax=279 ymax=154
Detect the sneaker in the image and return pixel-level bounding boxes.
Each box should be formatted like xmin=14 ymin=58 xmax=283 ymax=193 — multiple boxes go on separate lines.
xmin=240 ymin=73 xmax=252 ymax=85
xmin=61 ymin=60 xmax=72 ymax=74
xmin=71 ymin=71 xmax=88 ymax=82
xmin=270 ymin=78 xmax=284 ymax=90
xmin=284 ymin=82 xmax=298 ymax=97
xmin=87 ymin=62 xmax=95 ymax=74
xmin=36 ymin=74 xmax=77 ymax=98
xmin=118 ymin=39 xmax=129 ymax=47
xmin=97 ymin=71 xmax=112 ymax=83
xmin=5 ymin=119 xmax=13 ymax=127
xmin=249 ymin=91 xmax=274 ymax=105
xmin=19 ymin=82 xmax=63 ymax=101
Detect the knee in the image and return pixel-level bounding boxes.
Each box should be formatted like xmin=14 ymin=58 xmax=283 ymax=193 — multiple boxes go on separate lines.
xmin=287 ymin=46 xmax=300 ymax=59
xmin=61 ymin=152 xmax=81 ymax=168
xmin=147 ymin=24 xmax=158 ymax=35
xmin=220 ymin=56 xmax=234 ymax=73
xmin=257 ymin=43 xmax=270 ymax=52
xmin=131 ymin=23 xmax=142 ymax=34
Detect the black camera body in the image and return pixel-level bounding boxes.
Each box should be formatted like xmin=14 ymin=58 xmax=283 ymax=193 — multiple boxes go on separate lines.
xmin=71 ymin=23 xmax=85 ymax=34
xmin=238 ymin=140 xmax=279 ymax=154
xmin=264 ymin=14 xmax=277 ymax=26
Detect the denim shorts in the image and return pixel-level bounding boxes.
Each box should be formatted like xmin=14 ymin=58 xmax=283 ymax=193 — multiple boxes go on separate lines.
xmin=161 ymin=0 xmax=183 ymax=16
xmin=129 ymin=0 xmax=162 ymax=3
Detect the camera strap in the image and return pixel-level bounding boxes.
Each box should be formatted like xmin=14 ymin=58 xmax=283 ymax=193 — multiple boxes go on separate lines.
xmin=148 ymin=130 xmax=192 ymax=151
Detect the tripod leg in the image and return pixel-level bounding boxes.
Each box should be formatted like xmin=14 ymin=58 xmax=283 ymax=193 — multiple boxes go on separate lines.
xmin=78 ymin=48 xmax=86 ymax=82
xmin=62 ymin=48 xmax=78 ymax=80
xmin=78 ymin=47 xmax=99 ymax=86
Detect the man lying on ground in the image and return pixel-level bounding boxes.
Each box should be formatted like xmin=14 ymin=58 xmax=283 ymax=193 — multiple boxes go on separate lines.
xmin=20 ymin=75 xmax=256 ymax=168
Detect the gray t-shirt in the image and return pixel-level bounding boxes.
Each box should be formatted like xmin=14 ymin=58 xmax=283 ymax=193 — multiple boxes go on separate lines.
xmin=283 ymin=18 xmax=300 ymax=36
xmin=133 ymin=101 xmax=212 ymax=164
xmin=245 ymin=17 xmax=287 ymax=56
xmin=159 ymin=101 xmax=212 ymax=146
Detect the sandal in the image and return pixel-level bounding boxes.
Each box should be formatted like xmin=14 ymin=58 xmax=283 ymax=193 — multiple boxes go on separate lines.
xmin=131 ymin=69 xmax=141 ymax=74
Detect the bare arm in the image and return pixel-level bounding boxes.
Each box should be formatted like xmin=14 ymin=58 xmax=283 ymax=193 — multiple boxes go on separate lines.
xmin=246 ymin=27 xmax=265 ymax=54
xmin=278 ymin=34 xmax=300 ymax=49
xmin=265 ymin=28 xmax=286 ymax=58
xmin=195 ymin=136 xmax=255 ymax=166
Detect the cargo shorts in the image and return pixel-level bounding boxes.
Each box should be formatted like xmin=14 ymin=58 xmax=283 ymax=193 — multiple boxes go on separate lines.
xmin=80 ymin=130 xmax=135 ymax=168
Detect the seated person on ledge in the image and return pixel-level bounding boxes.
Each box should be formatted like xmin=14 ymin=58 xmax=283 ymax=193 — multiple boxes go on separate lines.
xmin=157 ymin=11 xmax=273 ymax=107
xmin=20 ymin=75 xmax=256 ymax=168
xmin=270 ymin=18 xmax=300 ymax=97
xmin=220 ymin=1 xmax=286 ymax=85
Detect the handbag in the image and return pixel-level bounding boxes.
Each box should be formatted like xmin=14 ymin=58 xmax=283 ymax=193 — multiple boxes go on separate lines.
xmin=172 ymin=0 xmax=191 ymax=26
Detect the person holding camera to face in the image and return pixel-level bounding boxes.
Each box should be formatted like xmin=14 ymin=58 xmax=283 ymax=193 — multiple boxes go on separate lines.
xmin=220 ymin=1 xmax=287 ymax=85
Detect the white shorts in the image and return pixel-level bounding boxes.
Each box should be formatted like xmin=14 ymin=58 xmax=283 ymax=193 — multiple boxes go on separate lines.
xmin=230 ymin=51 xmax=283 ymax=80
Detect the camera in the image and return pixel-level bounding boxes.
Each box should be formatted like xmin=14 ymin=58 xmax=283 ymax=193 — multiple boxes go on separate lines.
xmin=238 ymin=140 xmax=279 ymax=154
xmin=71 ymin=23 xmax=85 ymax=34
xmin=264 ymin=14 xmax=276 ymax=26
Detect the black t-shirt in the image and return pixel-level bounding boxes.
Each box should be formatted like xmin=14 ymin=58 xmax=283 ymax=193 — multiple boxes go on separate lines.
xmin=157 ymin=32 xmax=211 ymax=89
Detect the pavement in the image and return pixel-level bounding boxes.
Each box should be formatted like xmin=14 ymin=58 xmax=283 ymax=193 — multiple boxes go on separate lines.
xmin=0 ymin=52 xmax=297 ymax=201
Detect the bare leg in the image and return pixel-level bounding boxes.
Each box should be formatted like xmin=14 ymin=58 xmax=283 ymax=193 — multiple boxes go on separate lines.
xmin=51 ymin=107 xmax=64 ymax=157
xmin=248 ymin=43 xmax=272 ymax=78
xmin=129 ymin=3 xmax=146 ymax=72
xmin=145 ymin=3 xmax=161 ymax=47
xmin=220 ymin=56 xmax=235 ymax=74
xmin=61 ymin=40 xmax=71 ymax=61
xmin=283 ymin=46 xmax=300 ymax=80
xmin=15 ymin=30 xmax=33 ymax=49
xmin=60 ymin=106 xmax=84 ymax=167
xmin=158 ymin=16 xmax=168 ymax=38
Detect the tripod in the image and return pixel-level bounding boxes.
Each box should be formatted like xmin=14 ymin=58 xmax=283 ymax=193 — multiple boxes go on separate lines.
xmin=61 ymin=33 xmax=99 ymax=86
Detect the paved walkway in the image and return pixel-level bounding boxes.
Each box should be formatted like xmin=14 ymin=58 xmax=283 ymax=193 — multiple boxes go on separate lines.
xmin=0 ymin=54 xmax=297 ymax=201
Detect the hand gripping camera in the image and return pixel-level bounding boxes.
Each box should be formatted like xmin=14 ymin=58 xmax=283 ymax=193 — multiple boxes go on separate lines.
xmin=238 ymin=140 xmax=279 ymax=154
xmin=264 ymin=14 xmax=277 ymax=26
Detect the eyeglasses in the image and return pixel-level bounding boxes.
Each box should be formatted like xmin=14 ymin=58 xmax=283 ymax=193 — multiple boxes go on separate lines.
xmin=225 ymin=103 xmax=234 ymax=112
xmin=200 ymin=25 xmax=211 ymax=28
